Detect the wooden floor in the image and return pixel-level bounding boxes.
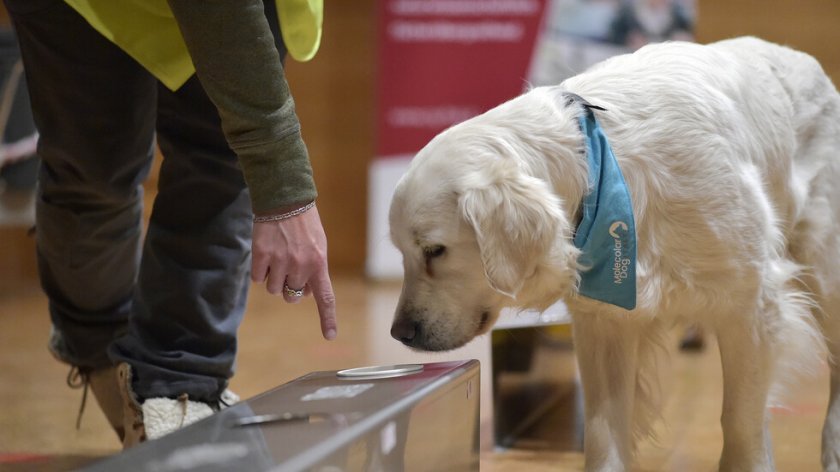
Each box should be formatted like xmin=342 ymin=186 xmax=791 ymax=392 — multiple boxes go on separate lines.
xmin=0 ymin=276 xmax=831 ymax=471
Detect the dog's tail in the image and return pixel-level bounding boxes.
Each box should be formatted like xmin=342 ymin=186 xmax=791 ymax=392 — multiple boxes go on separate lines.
xmin=765 ymin=259 xmax=827 ymax=407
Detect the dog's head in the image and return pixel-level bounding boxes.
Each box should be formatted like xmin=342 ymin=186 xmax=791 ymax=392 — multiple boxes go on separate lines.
xmin=389 ymin=87 xmax=588 ymax=351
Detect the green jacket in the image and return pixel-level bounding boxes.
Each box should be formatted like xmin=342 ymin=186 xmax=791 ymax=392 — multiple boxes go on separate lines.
xmin=64 ymin=0 xmax=324 ymax=214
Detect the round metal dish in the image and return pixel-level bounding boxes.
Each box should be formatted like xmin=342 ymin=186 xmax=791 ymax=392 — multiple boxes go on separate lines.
xmin=336 ymin=364 xmax=424 ymax=379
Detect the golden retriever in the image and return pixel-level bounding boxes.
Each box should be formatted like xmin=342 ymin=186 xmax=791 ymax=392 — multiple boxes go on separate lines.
xmin=388 ymin=37 xmax=840 ymax=471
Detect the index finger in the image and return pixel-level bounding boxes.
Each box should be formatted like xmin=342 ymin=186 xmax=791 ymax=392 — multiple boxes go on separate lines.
xmin=309 ymin=269 xmax=337 ymax=340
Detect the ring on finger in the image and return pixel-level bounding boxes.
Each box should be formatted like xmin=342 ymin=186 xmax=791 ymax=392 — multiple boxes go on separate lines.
xmin=283 ymin=284 xmax=305 ymax=298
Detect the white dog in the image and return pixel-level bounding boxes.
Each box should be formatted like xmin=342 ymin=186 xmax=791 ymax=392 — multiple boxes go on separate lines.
xmin=388 ymin=37 xmax=840 ymax=471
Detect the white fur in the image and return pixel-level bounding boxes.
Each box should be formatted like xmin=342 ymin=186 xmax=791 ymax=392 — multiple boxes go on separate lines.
xmin=388 ymin=37 xmax=840 ymax=471
xmin=142 ymin=390 xmax=238 ymax=440
xmin=142 ymin=398 xmax=214 ymax=440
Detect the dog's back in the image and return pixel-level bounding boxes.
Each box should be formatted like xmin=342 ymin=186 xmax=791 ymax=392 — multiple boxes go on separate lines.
xmin=715 ymin=38 xmax=840 ymax=297
xmin=714 ymin=36 xmax=840 ymax=237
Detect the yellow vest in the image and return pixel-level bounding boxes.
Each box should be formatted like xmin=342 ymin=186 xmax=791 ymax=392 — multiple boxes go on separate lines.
xmin=63 ymin=0 xmax=323 ymax=91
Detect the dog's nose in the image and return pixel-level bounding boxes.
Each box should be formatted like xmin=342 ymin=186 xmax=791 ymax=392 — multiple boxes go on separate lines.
xmin=391 ymin=318 xmax=420 ymax=346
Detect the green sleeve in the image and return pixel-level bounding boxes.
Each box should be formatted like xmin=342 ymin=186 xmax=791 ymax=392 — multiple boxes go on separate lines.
xmin=167 ymin=0 xmax=317 ymax=214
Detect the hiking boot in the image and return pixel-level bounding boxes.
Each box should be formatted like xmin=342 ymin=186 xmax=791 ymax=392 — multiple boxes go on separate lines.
xmin=66 ymin=365 xmax=125 ymax=441
xmin=116 ymin=363 xmax=239 ymax=448
xmin=116 ymin=363 xmax=146 ymax=448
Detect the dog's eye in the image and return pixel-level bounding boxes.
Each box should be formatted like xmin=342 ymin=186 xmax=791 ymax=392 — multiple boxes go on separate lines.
xmin=424 ymin=245 xmax=446 ymax=259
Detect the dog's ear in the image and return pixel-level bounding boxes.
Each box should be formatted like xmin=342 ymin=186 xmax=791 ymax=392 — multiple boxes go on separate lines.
xmin=459 ymin=169 xmax=562 ymax=298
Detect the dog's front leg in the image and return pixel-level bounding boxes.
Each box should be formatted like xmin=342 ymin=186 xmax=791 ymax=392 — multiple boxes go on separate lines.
xmin=572 ymin=312 xmax=642 ymax=472
xmin=716 ymin=314 xmax=775 ymax=472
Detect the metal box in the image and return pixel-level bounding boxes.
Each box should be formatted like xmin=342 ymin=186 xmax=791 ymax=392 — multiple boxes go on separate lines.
xmin=83 ymin=360 xmax=480 ymax=472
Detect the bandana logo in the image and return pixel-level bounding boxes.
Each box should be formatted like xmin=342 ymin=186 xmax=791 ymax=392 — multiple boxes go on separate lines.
xmin=609 ymin=221 xmax=631 ymax=285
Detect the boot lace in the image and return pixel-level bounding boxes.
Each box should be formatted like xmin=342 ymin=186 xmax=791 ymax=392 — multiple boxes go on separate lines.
xmin=67 ymin=366 xmax=90 ymax=430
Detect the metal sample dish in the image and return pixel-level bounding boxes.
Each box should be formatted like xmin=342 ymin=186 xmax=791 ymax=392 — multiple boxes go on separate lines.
xmin=336 ymin=364 xmax=424 ymax=379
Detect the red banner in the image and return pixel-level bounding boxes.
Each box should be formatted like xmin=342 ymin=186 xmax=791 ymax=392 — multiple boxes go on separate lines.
xmin=376 ymin=0 xmax=548 ymax=158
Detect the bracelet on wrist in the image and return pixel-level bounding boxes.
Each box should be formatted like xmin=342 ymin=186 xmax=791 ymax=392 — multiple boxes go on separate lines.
xmin=253 ymin=201 xmax=316 ymax=223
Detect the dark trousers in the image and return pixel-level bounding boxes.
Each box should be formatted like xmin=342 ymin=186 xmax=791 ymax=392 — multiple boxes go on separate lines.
xmin=5 ymin=0 xmax=285 ymax=403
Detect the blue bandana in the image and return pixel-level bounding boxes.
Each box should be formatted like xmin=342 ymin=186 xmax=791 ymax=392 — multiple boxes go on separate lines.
xmin=572 ymin=109 xmax=637 ymax=310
